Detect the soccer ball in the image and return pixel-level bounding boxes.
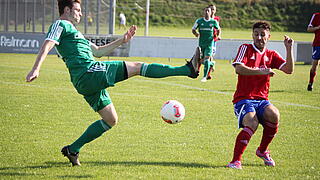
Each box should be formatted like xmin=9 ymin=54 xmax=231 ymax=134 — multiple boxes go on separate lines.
xmin=160 ymin=100 xmax=185 ymax=124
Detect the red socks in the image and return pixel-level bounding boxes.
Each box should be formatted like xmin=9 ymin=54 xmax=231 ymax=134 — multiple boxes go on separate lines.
xmin=309 ymin=71 xmax=316 ymax=84
xmin=231 ymin=126 xmax=254 ymax=162
xmin=258 ymin=121 xmax=278 ymax=153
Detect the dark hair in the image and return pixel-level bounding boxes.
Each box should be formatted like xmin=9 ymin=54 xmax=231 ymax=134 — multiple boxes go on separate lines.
xmin=253 ymin=21 xmax=271 ymax=31
xmin=57 ymin=0 xmax=81 ymax=16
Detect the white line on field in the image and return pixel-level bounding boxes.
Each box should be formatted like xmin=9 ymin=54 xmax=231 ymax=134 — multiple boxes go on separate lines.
xmin=136 ymin=79 xmax=320 ymax=110
xmin=1 ymin=79 xmax=319 ymax=110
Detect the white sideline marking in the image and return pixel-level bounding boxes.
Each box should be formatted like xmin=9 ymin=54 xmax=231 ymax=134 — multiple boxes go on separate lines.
xmin=136 ymin=79 xmax=320 ymax=110
xmin=1 ymin=79 xmax=319 ymax=110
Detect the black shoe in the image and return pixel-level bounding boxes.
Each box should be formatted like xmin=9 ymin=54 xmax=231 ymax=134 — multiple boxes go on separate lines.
xmin=186 ymin=47 xmax=201 ymax=78
xmin=307 ymin=83 xmax=313 ymax=91
xmin=61 ymin=146 xmax=81 ymax=166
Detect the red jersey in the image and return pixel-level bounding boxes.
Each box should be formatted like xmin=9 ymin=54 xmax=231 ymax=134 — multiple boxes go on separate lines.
xmin=308 ymin=13 xmax=320 ymax=47
xmin=232 ymin=44 xmax=286 ymax=103
xmin=213 ymin=16 xmax=220 ymax=42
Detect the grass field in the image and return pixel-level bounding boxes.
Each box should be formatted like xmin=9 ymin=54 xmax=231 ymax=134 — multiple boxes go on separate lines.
xmin=2 ymin=24 xmax=314 ymax=42
xmin=115 ymin=26 xmax=314 ymax=42
xmin=0 ymin=53 xmax=319 ymax=179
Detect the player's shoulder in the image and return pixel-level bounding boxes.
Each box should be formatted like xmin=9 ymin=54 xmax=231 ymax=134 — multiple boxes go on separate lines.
xmin=214 ymin=16 xmax=221 ymax=21
xmin=266 ymin=48 xmax=282 ymax=56
xmin=239 ymin=43 xmax=252 ymax=49
xmin=196 ymin=17 xmax=204 ymax=22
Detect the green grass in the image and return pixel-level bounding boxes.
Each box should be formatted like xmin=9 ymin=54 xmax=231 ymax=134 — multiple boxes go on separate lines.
xmin=2 ymin=23 xmax=314 ymax=42
xmin=0 ymin=53 xmax=319 ymax=179
xmin=115 ymin=26 xmax=314 ymax=42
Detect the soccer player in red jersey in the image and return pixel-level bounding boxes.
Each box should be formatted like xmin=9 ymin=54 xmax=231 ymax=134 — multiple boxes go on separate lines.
xmin=307 ymin=13 xmax=320 ymax=91
xmin=226 ymin=21 xmax=294 ymax=169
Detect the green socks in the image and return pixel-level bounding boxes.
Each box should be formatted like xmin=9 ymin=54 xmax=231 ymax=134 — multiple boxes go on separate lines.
xmin=140 ymin=63 xmax=191 ymax=78
xmin=69 ymin=120 xmax=112 ymax=153
xmin=203 ymin=59 xmax=213 ymax=78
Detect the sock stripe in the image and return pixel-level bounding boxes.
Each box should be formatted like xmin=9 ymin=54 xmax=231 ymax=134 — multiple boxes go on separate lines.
xmin=140 ymin=63 xmax=148 ymax=76
xmin=243 ymin=127 xmax=254 ymax=137
xmin=264 ymin=121 xmax=278 ymax=128
xmin=100 ymin=120 xmax=112 ymax=131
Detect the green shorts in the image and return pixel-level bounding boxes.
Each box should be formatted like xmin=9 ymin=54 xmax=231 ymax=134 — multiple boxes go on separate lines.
xmin=74 ymin=61 xmax=128 ymax=112
xmin=200 ymin=45 xmax=213 ymax=59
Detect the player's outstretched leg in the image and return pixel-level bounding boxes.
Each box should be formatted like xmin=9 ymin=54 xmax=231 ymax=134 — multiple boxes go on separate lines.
xmin=139 ymin=47 xmax=201 ymax=78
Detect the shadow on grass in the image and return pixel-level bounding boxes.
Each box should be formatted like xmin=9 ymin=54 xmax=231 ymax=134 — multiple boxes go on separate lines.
xmin=45 ymin=160 xmax=225 ymax=169
xmin=0 ymin=161 xmax=267 ymax=178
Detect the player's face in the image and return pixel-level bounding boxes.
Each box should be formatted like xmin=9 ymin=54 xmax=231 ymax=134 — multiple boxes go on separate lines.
xmin=252 ymin=28 xmax=270 ymax=51
xmin=69 ymin=2 xmax=82 ymax=24
xmin=210 ymin=6 xmax=216 ymax=17
xmin=204 ymin=8 xmax=211 ymax=19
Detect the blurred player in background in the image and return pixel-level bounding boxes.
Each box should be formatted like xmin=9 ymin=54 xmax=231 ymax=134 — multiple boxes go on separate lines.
xmin=207 ymin=4 xmax=221 ymax=80
xmin=192 ymin=6 xmax=221 ymax=82
xmin=307 ymin=12 xmax=320 ymax=91
xmin=26 ymin=0 xmax=200 ymax=166
xmin=119 ymin=12 xmax=127 ymax=30
xmin=227 ymin=21 xmax=294 ymax=169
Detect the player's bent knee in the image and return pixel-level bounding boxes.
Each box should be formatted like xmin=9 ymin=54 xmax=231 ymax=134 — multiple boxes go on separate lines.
xmin=264 ymin=106 xmax=280 ymax=123
xmin=126 ymin=61 xmax=144 ymax=77
xmin=102 ymin=117 xmax=118 ymax=127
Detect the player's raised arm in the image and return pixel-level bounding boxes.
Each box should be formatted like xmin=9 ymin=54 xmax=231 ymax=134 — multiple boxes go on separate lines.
xmin=279 ymin=35 xmax=294 ymax=74
xmin=91 ymin=25 xmax=137 ymax=58
xmin=26 ymin=40 xmax=56 ymax=82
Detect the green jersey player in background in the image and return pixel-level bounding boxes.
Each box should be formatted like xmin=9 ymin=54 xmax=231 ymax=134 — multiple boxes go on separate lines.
xmin=26 ymin=0 xmax=200 ymax=166
xmin=192 ymin=6 xmax=221 ymax=82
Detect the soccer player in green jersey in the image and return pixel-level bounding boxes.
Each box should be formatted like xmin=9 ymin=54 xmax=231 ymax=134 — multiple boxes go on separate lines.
xmin=26 ymin=0 xmax=200 ymax=166
xmin=192 ymin=6 xmax=221 ymax=82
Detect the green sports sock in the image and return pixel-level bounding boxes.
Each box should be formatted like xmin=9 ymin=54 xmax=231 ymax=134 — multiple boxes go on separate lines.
xmin=203 ymin=59 xmax=212 ymax=78
xmin=69 ymin=120 xmax=112 ymax=153
xmin=140 ymin=63 xmax=191 ymax=78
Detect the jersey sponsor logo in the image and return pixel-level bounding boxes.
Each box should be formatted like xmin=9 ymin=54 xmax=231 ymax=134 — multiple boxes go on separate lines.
xmin=75 ymin=32 xmax=85 ymax=39
xmin=200 ymin=28 xmax=212 ymax=31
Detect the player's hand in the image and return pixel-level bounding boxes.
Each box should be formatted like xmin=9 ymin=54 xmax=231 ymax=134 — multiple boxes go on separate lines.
xmin=123 ymin=25 xmax=137 ymax=43
xmin=260 ymin=67 xmax=275 ymax=77
xmin=284 ymin=35 xmax=294 ymax=48
xmin=26 ymin=69 xmax=39 ymax=82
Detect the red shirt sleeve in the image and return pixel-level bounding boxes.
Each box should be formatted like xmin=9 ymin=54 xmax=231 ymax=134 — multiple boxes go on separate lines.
xmin=232 ymin=44 xmax=248 ymax=67
xmin=270 ymin=51 xmax=286 ymax=69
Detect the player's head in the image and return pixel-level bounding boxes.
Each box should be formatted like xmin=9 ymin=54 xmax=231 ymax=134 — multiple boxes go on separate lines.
xmin=208 ymin=4 xmax=216 ymax=18
xmin=58 ymin=0 xmax=82 ymax=24
xmin=252 ymin=21 xmax=271 ymax=50
xmin=203 ymin=7 xmax=212 ymax=19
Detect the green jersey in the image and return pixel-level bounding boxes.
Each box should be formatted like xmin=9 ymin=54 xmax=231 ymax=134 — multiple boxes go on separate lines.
xmin=192 ymin=17 xmax=220 ymax=46
xmin=46 ymin=20 xmax=94 ymax=85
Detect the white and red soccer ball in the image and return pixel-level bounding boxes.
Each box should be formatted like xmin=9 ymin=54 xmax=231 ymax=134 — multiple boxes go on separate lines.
xmin=160 ymin=100 xmax=185 ymax=124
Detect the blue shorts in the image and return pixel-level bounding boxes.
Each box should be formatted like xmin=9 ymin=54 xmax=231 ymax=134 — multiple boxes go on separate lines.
xmin=234 ymin=99 xmax=271 ymax=128
xmin=312 ymin=46 xmax=320 ymax=60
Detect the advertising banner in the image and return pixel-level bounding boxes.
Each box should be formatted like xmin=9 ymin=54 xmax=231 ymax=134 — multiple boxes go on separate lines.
xmin=0 ymin=33 xmax=130 ymax=57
